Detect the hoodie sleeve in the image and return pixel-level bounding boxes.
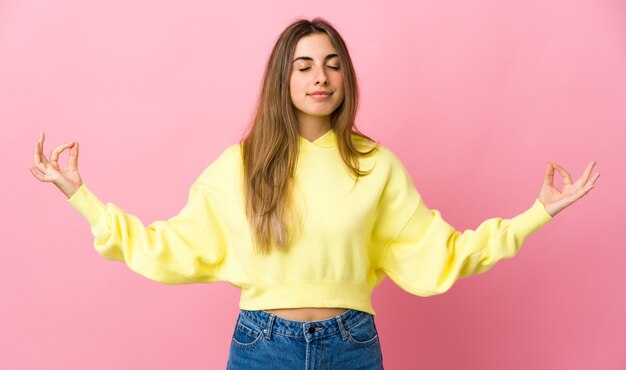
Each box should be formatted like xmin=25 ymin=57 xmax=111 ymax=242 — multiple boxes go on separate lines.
xmin=375 ymin=147 xmax=553 ymax=296
xmin=67 ymin=144 xmax=240 ymax=284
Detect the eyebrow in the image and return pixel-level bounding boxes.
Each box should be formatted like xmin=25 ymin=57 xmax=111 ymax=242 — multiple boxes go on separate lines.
xmin=292 ymin=53 xmax=339 ymax=63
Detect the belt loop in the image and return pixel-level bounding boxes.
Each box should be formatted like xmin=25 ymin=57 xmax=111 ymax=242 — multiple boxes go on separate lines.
xmin=336 ymin=315 xmax=349 ymax=341
xmin=264 ymin=312 xmax=275 ymax=339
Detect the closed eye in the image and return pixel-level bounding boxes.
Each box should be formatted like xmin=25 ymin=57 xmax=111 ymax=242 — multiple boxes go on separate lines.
xmin=299 ymin=66 xmax=340 ymax=71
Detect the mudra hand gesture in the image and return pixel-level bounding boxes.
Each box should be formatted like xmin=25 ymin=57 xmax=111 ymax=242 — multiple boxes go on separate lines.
xmin=29 ymin=131 xmax=83 ymax=199
xmin=28 ymin=131 xmax=600 ymax=214
xmin=538 ymin=161 xmax=600 ymax=217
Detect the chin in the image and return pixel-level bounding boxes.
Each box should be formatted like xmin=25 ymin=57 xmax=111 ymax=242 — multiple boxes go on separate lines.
xmin=308 ymin=106 xmax=341 ymax=116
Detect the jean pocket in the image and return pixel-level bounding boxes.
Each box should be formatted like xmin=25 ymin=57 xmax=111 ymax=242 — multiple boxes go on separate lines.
xmin=231 ymin=315 xmax=264 ymax=350
xmin=346 ymin=314 xmax=379 ymax=348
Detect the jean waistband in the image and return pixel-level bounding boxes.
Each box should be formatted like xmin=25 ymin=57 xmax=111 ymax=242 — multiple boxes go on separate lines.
xmin=239 ymin=308 xmax=371 ymax=339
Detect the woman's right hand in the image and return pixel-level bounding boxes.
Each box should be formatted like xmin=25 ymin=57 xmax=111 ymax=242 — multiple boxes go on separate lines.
xmin=29 ymin=131 xmax=83 ymax=199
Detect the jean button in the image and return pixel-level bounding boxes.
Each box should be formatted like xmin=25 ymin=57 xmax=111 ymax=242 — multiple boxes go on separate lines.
xmin=308 ymin=326 xmax=316 ymax=334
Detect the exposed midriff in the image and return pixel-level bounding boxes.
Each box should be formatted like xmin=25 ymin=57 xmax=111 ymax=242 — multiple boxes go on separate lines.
xmin=264 ymin=307 xmax=349 ymax=322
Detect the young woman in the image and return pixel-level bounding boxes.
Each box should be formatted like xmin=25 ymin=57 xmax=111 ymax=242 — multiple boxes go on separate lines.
xmin=30 ymin=17 xmax=599 ymax=370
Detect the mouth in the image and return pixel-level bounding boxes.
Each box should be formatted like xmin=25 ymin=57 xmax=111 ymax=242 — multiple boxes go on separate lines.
xmin=308 ymin=92 xmax=333 ymax=98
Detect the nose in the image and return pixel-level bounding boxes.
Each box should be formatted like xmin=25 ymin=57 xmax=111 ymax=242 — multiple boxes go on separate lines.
xmin=315 ymin=68 xmax=328 ymax=85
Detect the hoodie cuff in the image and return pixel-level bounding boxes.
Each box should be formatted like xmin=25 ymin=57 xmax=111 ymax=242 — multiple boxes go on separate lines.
xmin=509 ymin=198 xmax=553 ymax=239
xmin=67 ymin=184 xmax=109 ymax=239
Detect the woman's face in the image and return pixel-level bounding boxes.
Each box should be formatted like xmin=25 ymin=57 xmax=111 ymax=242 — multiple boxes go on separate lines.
xmin=289 ymin=33 xmax=345 ymax=124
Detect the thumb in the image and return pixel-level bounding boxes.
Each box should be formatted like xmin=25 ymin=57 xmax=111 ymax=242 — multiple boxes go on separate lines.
xmin=68 ymin=141 xmax=79 ymax=169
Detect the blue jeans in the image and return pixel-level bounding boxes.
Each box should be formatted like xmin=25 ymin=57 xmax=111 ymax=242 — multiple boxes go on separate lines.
xmin=226 ymin=308 xmax=384 ymax=370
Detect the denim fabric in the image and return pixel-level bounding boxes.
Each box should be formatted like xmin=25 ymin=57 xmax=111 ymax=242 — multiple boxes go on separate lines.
xmin=226 ymin=308 xmax=384 ymax=370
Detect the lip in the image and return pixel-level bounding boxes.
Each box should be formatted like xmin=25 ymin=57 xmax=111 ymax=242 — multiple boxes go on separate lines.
xmin=308 ymin=91 xmax=333 ymax=98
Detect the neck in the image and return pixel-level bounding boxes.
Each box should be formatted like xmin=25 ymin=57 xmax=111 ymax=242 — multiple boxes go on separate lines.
xmin=296 ymin=113 xmax=332 ymax=142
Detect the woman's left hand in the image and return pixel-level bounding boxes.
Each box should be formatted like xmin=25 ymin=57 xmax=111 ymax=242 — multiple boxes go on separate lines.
xmin=538 ymin=161 xmax=600 ymax=217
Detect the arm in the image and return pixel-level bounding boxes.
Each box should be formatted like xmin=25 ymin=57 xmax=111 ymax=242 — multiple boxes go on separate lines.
xmin=67 ymin=180 xmax=227 ymax=284
xmin=30 ymin=131 xmax=237 ymax=284
xmin=374 ymin=147 xmax=554 ymax=296
xmin=379 ymin=192 xmax=552 ymax=296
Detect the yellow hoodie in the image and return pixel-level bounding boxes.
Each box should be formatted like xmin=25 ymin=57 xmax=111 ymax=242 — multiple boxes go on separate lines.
xmin=67 ymin=128 xmax=553 ymax=315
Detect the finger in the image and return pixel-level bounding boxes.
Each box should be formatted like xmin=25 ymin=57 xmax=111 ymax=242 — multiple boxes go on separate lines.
xmin=67 ymin=141 xmax=79 ymax=170
xmin=553 ymin=163 xmax=572 ymax=185
xmin=34 ymin=132 xmax=49 ymax=169
xmin=33 ymin=134 xmax=44 ymax=168
xmin=579 ymin=169 xmax=600 ymax=194
xmin=34 ymin=141 xmax=48 ymax=172
xmin=579 ymin=160 xmax=597 ymax=187
xmin=29 ymin=166 xmax=47 ymax=181
xmin=543 ymin=161 xmax=555 ymax=187
xmin=33 ymin=141 xmax=41 ymax=167
xmin=28 ymin=166 xmax=41 ymax=180
xmin=49 ymin=143 xmax=73 ymax=166
xmin=40 ymin=132 xmax=50 ymax=165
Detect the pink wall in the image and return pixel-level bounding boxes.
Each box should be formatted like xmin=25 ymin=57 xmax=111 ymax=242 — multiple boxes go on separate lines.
xmin=3 ymin=0 xmax=624 ymax=369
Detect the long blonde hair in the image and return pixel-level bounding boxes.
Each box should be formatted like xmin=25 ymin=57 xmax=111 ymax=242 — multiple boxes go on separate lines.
xmin=241 ymin=17 xmax=379 ymax=255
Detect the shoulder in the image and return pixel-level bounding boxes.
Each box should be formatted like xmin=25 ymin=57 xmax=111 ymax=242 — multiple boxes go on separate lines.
xmin=194 ymin=142 xmax=243 ymax=185
xmin=347 ymin=136 xmax=411 ymax=182
xmin=366 ymin=143 xmax=413 ymax=183
xmin=350 ymin=133 xmax=400 ymax=160
xmin=354 ymin=137 xmax=404 ymax=169
xmin=211 ymin=142 xmax=242 ymax=168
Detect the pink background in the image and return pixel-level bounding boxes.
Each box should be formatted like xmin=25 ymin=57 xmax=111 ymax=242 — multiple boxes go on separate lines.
xmin=2 ymin=0 xmax=624 ymax=369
